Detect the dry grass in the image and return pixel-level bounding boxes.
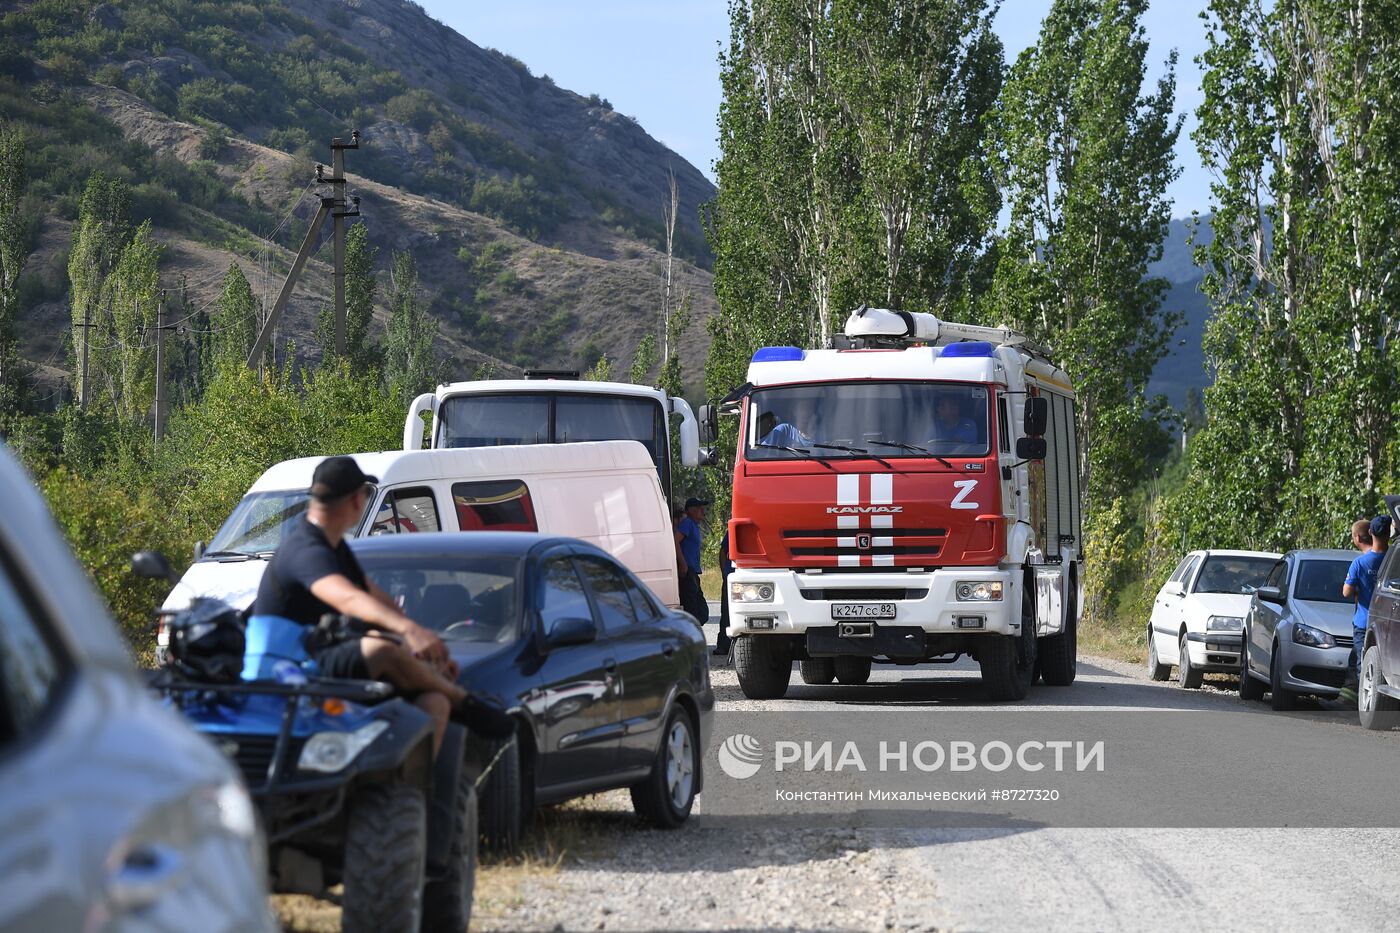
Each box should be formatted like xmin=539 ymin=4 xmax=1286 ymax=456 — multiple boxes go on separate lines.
xmin=1080 ymin=617 xmax=1147 ymax=665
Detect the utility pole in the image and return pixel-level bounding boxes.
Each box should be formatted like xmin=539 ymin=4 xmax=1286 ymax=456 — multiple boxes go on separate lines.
xmin=153 ymin=290 xmax=173 ymax=443
xmin=77 ymin=303 xmax=93 ymax=410
xmin=247 ymin=131 xmax=361 ymax=369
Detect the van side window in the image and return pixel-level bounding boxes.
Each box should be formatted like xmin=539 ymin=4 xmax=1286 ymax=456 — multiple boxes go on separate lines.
xmin=575 ymin=557 xmax=639 ymax=634
xmin=453 ymin=480 xmax=537 ymax=532
xmin=538 ymin=558 xmax=591 ymax=637
xmin=370 ymin=488 xmax=440 ymax=534
xmin=0 ymin=550 xmax=68 ymax=747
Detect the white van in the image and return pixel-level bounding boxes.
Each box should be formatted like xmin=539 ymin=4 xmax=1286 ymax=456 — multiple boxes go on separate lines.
xmin=159 ymin=441 xmax=679 ymax=653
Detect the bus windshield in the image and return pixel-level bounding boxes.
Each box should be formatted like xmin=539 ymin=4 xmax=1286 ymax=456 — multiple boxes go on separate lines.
xmin=746 ymin=382 xmax=991 ymax=460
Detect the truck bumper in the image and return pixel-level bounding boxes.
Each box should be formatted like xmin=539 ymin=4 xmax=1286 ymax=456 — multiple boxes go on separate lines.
xmin=725 ymin=567 xmax=1017 ymax=639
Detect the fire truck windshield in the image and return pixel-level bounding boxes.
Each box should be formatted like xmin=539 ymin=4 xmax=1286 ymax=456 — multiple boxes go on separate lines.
xmin=747 ymin=382 xmax=990 ymax=460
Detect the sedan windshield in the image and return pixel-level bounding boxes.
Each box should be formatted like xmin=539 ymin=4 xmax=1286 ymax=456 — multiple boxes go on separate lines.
xmin=1193 ymin=556 xmax=1277 ymax=595
xmin=206 ymin=490 xmax=311 ymax=557
xmin=1293 ymin=560 xmax=1352 ymax=604
xmin=747 ymin=382 xmax=989 ymax=460
xmin=356 ymin=554 xmax=521 ymax=643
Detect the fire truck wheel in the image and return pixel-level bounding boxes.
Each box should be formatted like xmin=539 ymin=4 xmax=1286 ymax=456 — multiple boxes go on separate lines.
xmin=735 ymin=635 xmax=792 ymax=699
xmin=799 ymin=658 xmax=835 ymax=685
xmin=980 ymin=583 xmax=1037 ymax=701
xmin=1038 ymin=587 xmax=1077 ymax=686
xmin=833 ymin=657 xmax=872 ymax=685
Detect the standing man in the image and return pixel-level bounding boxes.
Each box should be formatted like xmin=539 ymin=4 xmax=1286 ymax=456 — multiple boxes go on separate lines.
xmin=253 ymin=456 xmax=467 ymax=756
xmin=676 ymin=496 xmax=710 ymax=624
xmin=1342 ymin=515 xmax=1391 ymax=702
xmin=715 ymin=526 xmax=734 ymax=659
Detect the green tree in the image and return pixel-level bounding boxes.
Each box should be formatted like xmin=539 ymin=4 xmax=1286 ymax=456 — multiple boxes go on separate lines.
xmin=314 ymin=222 xmax=379 ymax=370
xmin=210 ymin=262 xmax=259 ymax=375
xmin=629 ymin=332 xmax=657 ymax=384
xmin=103 ymin=221 xmax=162 ymax=424
xmin=68 ymin=172 xmax=130 ymax=407
xmin=0 ymin=124 xmax=28 ymax=411
xmin=989 ymin=0 xmax=1182 ymax=509
xmin=383 ymin=250 xmax=440 ymax=405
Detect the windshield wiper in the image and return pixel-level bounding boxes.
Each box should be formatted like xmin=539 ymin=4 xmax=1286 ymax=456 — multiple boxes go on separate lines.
xmin=867 ymin=439 xmax=954 ymax=469
xmin=201 ymin=550 xmax=254 ymax=562
xmin=755 ymin=442 xmax=835 ymax=471
xmin=811 ymin=443 xmax=892 ymax=469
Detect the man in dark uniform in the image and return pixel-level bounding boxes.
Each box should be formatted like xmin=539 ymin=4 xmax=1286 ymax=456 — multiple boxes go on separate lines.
xmin=253 ymin=456 xmax=466 ymax=756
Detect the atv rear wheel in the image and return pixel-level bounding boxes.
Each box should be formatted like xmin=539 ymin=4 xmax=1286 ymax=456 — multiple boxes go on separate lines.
xmin=342 ymin=782 xmax=427 ymax=933
xmin=421 ymin=766 xmax=477 ymax=932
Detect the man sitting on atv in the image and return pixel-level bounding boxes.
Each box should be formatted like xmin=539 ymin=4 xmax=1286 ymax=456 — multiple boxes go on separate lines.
xmin=253 ymin=456 xmax=465 ymax=756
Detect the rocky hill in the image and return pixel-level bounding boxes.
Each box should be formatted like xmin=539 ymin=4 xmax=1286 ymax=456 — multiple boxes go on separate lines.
xmin=4 ymin=0 xmax=718 ymax=389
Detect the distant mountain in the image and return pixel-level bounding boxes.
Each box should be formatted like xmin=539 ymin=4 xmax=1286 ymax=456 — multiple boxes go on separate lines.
xmin=3 ymin=0 xmax=717 ymax=388
xmin=1147 ymin=216 xmax=1213 ymax=408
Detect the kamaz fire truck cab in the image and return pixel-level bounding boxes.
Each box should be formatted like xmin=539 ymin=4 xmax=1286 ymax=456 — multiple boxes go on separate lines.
xmin=712 ymin=306 xmax=1082 ymax=701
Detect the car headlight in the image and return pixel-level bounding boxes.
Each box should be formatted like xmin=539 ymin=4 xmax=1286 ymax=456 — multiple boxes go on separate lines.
xmin=1206 ymin=615 xmax=1243 ymax=632
xmin=1292 ymin=623 xmax=1336 ymax=649
xmin=730 ymin=581 xmax=775 ymax=603
xmin=298 ymin=720 xmax=389 ymax=773
xmin=956 ymin=581 xmax=1003 ymax=602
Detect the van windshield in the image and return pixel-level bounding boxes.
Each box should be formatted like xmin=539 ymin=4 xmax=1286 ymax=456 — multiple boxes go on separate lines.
xmin=205 ymin=491 xmax=311 ymax=557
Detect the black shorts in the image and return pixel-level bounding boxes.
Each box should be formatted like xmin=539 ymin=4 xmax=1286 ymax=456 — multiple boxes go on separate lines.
xmin=312 ymin=639 xmax=370 ymax=680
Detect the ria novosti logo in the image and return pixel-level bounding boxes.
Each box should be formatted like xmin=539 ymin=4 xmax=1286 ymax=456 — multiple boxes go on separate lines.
xmin=717 ymin=733 xmax=764 ymax=779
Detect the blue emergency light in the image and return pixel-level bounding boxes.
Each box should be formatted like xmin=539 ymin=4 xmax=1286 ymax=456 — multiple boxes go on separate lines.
xmin=751 ymin=346 xmax=806 ymax=363
xmin=940 ymin=341 xmax=995 ymax=358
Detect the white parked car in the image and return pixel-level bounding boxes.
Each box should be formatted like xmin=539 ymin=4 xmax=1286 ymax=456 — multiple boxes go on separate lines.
xmin=1147 ymin=549 xmax=1281 ymax=688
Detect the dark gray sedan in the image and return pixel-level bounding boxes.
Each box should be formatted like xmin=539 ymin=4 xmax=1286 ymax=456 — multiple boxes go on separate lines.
xmin=0 ymin=445 xmax=274 ymax=932
xmin=1240 ymin=548 xmax=1356 ymax=710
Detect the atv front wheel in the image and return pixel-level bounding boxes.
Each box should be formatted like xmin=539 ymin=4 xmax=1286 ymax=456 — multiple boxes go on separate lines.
xmin=342 ymin=782 xmax=427 ymax=933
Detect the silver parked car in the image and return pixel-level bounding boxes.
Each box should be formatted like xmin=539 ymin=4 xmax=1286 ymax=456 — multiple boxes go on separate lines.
xmin=0 ymin=445 xmax=275 ymax=933
xmin=1240 ymin=548 xmax=1356 ymax=711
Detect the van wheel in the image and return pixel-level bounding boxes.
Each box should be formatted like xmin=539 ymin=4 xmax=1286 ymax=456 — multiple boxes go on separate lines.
xmin=799 ymin=658 xmax=835 ymax=685
xmin=833 ymin=657 xmax=871 ymax=685
xmin=1359 ymin=645 xmax=1399 ymax=731
xmin=735 ymin=636 xmax=792 ymax=699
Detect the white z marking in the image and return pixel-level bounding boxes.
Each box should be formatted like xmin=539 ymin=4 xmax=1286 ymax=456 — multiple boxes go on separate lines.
xmin=951 ymin=479 xmax=980 ymax=510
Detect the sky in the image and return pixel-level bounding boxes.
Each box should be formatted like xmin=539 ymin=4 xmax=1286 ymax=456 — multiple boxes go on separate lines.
xmin=426 ymin=1 xmax=1212 ymax=218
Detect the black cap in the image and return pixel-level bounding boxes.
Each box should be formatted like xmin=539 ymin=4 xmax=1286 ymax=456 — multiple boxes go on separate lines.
xmin=310 ymin=456 xmax=377 ymax=502
xmin=684 ymin=497 xmax=710 ymax=509
xmin=1371 ymin=515 xmax=1392 ymax=537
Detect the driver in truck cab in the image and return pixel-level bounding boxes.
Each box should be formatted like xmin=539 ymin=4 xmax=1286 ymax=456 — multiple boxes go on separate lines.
xmin=252 ymin=456 xmax=468 ymax=757
xmin=758 ymin=395 xmax=820 ymax=448
xmin=926 ymin=391 xmax=979 ymax=449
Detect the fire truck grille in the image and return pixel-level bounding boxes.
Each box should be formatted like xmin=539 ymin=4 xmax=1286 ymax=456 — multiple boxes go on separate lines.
xmin=782 ymin=527 xmax=946 ymax=564
xmin=799 ymin=587 xmax=930 ymax=601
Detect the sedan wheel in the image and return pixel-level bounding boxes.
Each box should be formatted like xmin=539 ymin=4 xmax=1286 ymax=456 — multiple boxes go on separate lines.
xmin=1269 ymin=644 xmax=1296 ymax=711
xmin=1177 ymin=632 xmax=1203 ymax=689
xmin=1238 ymin=633 xmax=1265 ymax=701
xmin=1147 ymin=628 xmax=1171 ymax=681
xmin=1358 ymin=645 xmax=1400 ymax=731
xmin=630 ymin=708 xmax=697 ymax=828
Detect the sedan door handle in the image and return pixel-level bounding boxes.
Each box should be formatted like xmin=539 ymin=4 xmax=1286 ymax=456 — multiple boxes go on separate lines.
xmin=662 ymin=642 xmax=678 ymax=657
xmin=604 ymin=660 xmax=619 ymax=673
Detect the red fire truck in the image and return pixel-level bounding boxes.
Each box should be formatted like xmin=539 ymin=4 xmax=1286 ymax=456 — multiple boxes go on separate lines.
xmin=706 ymin=307 xmax=1082 ymax=701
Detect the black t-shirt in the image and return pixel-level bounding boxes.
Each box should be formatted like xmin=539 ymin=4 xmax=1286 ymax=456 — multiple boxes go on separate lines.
xmin=253 ymin=517 xmax=368 ymax=626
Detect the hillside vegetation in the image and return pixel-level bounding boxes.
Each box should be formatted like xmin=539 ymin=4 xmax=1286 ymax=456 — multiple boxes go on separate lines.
xmin=2 ymin=0 xmax=718 ymax=384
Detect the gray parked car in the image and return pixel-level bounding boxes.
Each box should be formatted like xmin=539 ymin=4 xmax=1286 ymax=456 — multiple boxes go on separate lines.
xmin=1240 ymin=548 xmax=1356 ymax=711
xmin=0 ymin=445 xmax=275 ymax=933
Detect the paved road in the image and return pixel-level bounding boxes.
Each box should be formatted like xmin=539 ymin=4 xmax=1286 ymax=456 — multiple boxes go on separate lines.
xmin=472 ymin=630 xmax=1400 ymax=933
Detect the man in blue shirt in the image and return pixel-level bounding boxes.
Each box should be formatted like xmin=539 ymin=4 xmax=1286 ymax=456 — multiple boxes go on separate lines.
xmin=759 ymin=396 xmax=819 ymax=449
xmin=1344 ymin=515 xmax=1391 ymax=690
xmin=676 ymin=496 xmax=710 ymax=623
xmin=927 ymin=393 xmax=979 ymax=449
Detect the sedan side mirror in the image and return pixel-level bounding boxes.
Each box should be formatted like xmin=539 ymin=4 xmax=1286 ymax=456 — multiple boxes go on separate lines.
xmin=1257 ymin=585 xmax=1285 ymax=605
xmin=1163 ymin=581 xmax=1185 ymax=597
xmin=1015 ymin=437 xmax=1047 ymax=461
xmin=131 ymin=550 xmax=179 ymax=584
xmin=544 ymin=616 xmax=598 ymax=648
